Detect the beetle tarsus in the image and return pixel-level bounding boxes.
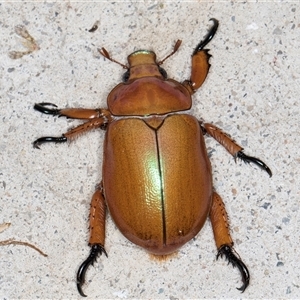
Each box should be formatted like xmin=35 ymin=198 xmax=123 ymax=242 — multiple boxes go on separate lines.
xmin=236 ymin=151 xmax=272 ymax=177
xmin=193 ymin=18 xmax=219 ymax=54
xmin=77 ymin=244 xmax=107 ymax=297
xmin=34 ymin=102 xmax=61 ymax=116
xmin=217 ymin=245 xmax=250 ymax=293
xmin=33 ymin=136 xmax=67 ymax=149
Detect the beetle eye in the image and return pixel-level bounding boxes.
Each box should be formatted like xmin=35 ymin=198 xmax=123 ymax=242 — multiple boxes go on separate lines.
xmin=159 ymin=67 xmax=167 ymax=79
xmin=122 ymin=70 xmax=130 ymax=82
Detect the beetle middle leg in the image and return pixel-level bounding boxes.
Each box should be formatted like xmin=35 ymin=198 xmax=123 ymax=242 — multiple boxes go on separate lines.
xmin=77 ymin=183 xmax=107 ymax=297
xmin=202 ymin=122 xmax=272 ymax=177
xmin=210 ymin=191 xmax=250 ymax=292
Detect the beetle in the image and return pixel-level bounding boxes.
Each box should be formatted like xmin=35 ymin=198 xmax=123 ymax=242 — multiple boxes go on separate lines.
xmin=33 ymin=19 xmax=272 ymax=297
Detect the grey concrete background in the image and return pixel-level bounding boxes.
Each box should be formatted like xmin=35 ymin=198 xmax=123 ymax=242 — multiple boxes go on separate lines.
xmin=0 ymin=1 xmax=299 ymax=299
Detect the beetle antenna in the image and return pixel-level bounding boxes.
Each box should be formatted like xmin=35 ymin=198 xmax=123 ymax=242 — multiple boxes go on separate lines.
xmin=157 ymin=40 xmax=182 ymax=65
xmin=98 ymin=47 xmax=129 ymax=69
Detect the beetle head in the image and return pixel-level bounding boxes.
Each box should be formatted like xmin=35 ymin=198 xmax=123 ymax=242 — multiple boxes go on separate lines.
xmin=99 ymin=40 xmax=181 ymax=82
xmin=125 ymin=50 xmax=167 ymax=81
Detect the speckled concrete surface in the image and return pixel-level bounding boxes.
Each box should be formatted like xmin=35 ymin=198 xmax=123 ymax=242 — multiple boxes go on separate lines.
xmin=0 ymin=2 xmax=299 ymax=299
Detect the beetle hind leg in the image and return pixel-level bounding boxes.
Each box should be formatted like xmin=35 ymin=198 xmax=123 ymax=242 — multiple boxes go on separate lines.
xmin=210 ymin=192 xmax=250 ymax=292
xmin=217 ymin=245 xmax=250 ymax=292
xmin=77 ymin=183 xmax=107 ymax=297
xmin=77 ymin=244 xmax=107 ymax=297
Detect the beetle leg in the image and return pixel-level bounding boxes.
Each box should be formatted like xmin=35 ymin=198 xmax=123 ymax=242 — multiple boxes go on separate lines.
xmin=34 ymin=103 xmax=60 ymax=115
xmin=182 ymin=18 xmax=219 ymax=94
xmin=236 ymin=151 xmax=272 ymax=177
xmin=33 ymin=114 xmax=112 ymax=148
xmin=33 ymin=136 xmax=67 ymax=149
xmin=210 ymin=192 xmax=250 ymax=292
xmin=34 ymin=102 xmax=110 ymax=120
xmin=202 ymin=122 xmax=272 ymax=177
xmin=77 ymin=183 xmax=107 ymax=297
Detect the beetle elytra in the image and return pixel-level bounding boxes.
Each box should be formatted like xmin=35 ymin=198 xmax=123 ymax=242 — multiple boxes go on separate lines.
xmin=33 ymin=19 xmax=272 ymax=296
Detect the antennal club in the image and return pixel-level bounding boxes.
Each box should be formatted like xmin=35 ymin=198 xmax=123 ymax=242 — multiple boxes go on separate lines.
xmin=98 ymin=48 xmax=129 ymax=69
xmin=158 ymin=40 xmax=182 ymax=65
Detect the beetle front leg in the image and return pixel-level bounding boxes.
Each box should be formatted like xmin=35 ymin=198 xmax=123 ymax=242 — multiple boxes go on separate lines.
xmin=77 ymin=183 xmax=107 ymax=297
xmin=33 ymin=112 xmax=112 ymax=148
xmin=183 ymin=18 xmax=219 ymax=94
xmin=202 ymin=122 xmax=272 ymax=177
xmin=209 ymin=192 xmax=250 ymax=292
xmin=34 ymin=102 xmax=110 ymax=120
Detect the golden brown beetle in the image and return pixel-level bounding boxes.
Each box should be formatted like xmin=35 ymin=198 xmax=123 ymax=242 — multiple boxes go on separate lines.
xmin=33 ymin=19 xmax=272 ymax=296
